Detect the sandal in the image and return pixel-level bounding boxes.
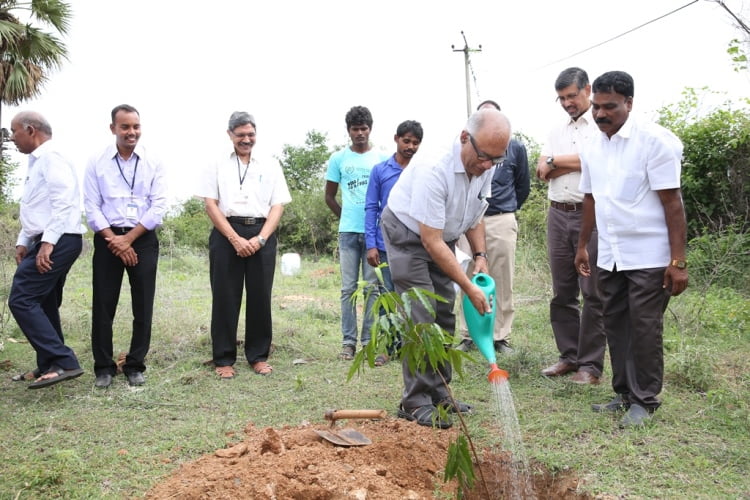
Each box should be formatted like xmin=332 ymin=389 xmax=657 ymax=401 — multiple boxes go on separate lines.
xmin=374 ymin=354 xmax=389 ymax=367
xmin=397 ymin=404 xmax=452 ymax=429
xmin=28 ymin=366 xmax=84 ymax=390
xmin=251 ymin=361 xmax=273 ymax=376
xmin=339 ymin=345 xmax=355 ymax=361
xmin=11 ymin=368 xmax=41 ymax=382
xmin=436 ymin=398 xmax=474 ymax=414
xmin=215 ymin=365 xmax=235 ymax=380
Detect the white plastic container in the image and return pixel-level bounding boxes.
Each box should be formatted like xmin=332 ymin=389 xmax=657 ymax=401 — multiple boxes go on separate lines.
xmin=280 ymin=253 xmax=301 ymax=276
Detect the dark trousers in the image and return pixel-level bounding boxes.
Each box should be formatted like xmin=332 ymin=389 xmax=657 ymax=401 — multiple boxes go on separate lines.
xmin=209 ymin=224 xmax=276 ymax=366
xmin=547 ymin=206 xmax=606 ymax=376
xmin=598 ymin=266 xmax=670 ymax=410
xmin=91 ymin=231 xmax=158 ymax=376
xmin=9 ymin=234 xmax=82 ymax=372
xmin=381 ymin=208 xmax=454 ymax=409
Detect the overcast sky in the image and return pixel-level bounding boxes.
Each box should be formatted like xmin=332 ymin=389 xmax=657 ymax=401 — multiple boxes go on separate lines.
xmin=4 ymin=0 xmax=749 ymax=204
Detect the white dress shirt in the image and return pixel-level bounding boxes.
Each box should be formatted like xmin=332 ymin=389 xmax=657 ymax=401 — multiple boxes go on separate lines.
xmin=541 ymin=108 xmax=598 ymax=203
xmin=580 ymin=117 xmax=683 ymax=271
xmin=16 ymin=140 xmax=85 ymax=248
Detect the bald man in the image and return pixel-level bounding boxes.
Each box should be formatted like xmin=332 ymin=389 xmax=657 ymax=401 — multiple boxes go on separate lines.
xmin=382 ymin=108 xmax=511 ymax=428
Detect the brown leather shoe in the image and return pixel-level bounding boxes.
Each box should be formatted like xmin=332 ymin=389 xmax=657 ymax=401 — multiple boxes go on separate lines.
xmin=569 ymin=370 xmax=600 ymax=385
xmin=541 ymin=361 xmax=577 ymax=377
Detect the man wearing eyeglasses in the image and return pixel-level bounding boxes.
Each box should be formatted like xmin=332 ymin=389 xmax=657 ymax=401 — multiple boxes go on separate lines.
xmin=381 ymin=107 xmax=510 ymax=428
xmin=197 ymin=112 xmax=291 ymax=380
xmin=535 ymin=67 xmax=605 ymax=385
xmin=456 ymin=100 xmax=530 ymax=355
xmin=84 ymin=105 xmax=168 ymax=388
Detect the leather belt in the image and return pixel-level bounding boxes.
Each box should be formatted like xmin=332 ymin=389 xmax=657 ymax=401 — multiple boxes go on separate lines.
xmin=227 ymin=216 xmax=266 ymax=225
xmin=485 ymin=211 xmax=514 ymax=217
xmin=550 ymin=201 xmax=583 ymax=212
xmin=111 ymin=227 xmax=134 ymax=234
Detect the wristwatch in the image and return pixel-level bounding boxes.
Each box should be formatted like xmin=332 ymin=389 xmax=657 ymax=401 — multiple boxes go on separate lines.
xmin=473 ymin=252 xmax=488 ymax=260
xmin=670 ymin=259 xmax=687 ymax=269
xmin=546 ymin=156 xmax=556 ymax=169
xmin=257 ymin=235 xmax=267 ymax=247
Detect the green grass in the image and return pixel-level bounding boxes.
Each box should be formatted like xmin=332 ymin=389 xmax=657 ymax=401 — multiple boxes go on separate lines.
xmin=0 ymin=242 xmax=748 ymax=499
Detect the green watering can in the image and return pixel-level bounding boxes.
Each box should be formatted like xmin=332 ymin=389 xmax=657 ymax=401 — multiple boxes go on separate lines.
xmin=462 ymin=273 xmax=509 ymax=384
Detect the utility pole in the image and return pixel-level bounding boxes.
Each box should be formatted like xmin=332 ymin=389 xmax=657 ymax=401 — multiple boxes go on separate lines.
xmin=452 ymin=31 xmax=482 ymax=118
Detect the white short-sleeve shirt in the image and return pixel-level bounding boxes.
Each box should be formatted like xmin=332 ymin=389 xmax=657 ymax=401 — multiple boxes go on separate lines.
xmin=579 ymin=117 xmax=683 ymax=271
xmin=196 ymin=151 xmax=291 ymax=216
xmin=386 ymin=139 xmax=492 ymax=242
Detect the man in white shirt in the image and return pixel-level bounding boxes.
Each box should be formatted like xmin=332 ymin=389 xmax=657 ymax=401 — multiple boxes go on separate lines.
xmin=575 ymin=71 xmax=688 ymax=427
xmin=8 ymin=111 xmax=86 ymax=389
xmin=536 ymin=67 xmax=605 ymax=385
xmin=382 ymin=108 xmax=510 ymax=429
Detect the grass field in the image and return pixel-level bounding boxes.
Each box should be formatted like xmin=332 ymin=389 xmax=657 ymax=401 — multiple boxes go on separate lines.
xmin=0 ymin=240 xmax=748 ymax=498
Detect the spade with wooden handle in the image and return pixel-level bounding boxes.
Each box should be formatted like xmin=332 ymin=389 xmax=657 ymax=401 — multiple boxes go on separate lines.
xmin=315 ymin=409 xmax=387 ymax=447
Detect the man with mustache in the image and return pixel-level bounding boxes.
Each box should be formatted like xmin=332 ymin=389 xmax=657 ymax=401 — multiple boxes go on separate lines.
xmin=325 ymin=106 xmax=389 ymax=361
xmin=84 ymin=104 xmax=168 ymax=388
xmin=536 ymin=67 xmax=606 ymax=385
xmin=576 ymin=71 xmax=687 ymax=427
xmin=364 ymin=119 xmax=424 ymax=365
xmin=197 ymin=111 xmax=291 ymax=379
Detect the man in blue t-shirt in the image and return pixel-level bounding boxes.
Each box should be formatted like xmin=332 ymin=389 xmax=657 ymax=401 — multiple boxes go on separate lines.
xmin=325 ymin=106 xmax=389 ymax=360
xmin=364 ymin=120 xmax=424 ymax=365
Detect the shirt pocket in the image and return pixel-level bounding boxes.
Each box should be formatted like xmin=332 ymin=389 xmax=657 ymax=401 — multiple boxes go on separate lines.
xmin=614 ymin=172 xmax=647 ymax=203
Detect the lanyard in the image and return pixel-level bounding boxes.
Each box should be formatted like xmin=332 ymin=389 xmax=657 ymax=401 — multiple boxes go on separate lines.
xmin=114 ymin=155 xmax=139 ymax=196
xmin=236 ymin=155 xmax=250 ymax=189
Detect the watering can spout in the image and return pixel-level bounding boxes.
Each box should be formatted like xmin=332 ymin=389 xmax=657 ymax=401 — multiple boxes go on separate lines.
xmin=488 ymin=363 xmax=509 ymax=384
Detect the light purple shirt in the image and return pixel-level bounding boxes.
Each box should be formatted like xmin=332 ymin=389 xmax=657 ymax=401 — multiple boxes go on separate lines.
xmin=83 ymin=143 xmax=168 ymax=232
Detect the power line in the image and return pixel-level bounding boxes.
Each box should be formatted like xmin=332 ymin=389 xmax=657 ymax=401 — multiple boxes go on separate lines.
xmin=536 ymin=0 xmax=699 ymax=70
xmin=709 ymin=0 xmax=750 ymax=34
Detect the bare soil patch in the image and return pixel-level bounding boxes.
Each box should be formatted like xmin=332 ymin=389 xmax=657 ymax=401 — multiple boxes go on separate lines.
xmin=146 ymin=418 xmax=588 ymax=499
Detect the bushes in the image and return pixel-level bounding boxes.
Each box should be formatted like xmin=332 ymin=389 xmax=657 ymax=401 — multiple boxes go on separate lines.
xmin=658 ymin=88 xmax=750 ymax=238
xmin=277 ymin=188 xmax=338 ymax=257
xmin=160 ymin=198 xmax=212 ymax=251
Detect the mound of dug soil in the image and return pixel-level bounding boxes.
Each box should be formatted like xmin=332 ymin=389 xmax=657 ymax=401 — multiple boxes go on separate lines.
xmin=145 ymin=418 xmax=587 ymax=499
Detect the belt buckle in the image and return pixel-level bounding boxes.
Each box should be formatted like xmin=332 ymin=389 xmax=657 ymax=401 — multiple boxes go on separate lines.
xmin=566 ymin=203 xmax=578 ymax=212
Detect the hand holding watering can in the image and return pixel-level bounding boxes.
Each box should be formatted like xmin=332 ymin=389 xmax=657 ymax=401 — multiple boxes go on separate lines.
xmin=462 ymin=273 xmax=509 ymax=384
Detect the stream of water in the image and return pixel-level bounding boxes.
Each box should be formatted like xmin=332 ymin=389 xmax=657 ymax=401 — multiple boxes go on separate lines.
xmin=490 ymin=379 xmax=536 ymax=499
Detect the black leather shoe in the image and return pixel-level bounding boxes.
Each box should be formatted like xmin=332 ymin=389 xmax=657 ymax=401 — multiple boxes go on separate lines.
xmin=127 ymin=371 xmax=145 ymax=386
xmin=592 ymin=394 xmax=629 ymax=413
xmin=94 ymin=374 xmax=113 ymax=388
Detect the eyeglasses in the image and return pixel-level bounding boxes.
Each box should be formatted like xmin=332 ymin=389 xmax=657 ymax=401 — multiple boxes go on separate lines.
xmin=555 ymin=91 xmax=580 ymax=103
xmin=231 ymin=131 xmax=256 ymax=140
xmin=468 ymin=134 xmax=506 ymax=164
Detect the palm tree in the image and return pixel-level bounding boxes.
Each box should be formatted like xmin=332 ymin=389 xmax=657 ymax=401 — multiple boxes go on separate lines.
xmin=0 ymin=0 xmax=72 ymax=143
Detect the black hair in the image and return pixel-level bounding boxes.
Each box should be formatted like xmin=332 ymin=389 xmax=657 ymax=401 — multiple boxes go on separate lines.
xmin=476 ymin=99 xmax=501 ymax=111
xmin=345 ymin=106 xmax=373 ymax=129
xmin=111 ymin=104 xmax=139 ymax=124
xmin=592 ymin=71 xmax=634 ymax=98
xmin=395 ymin=120 xmax=423 ymax=141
